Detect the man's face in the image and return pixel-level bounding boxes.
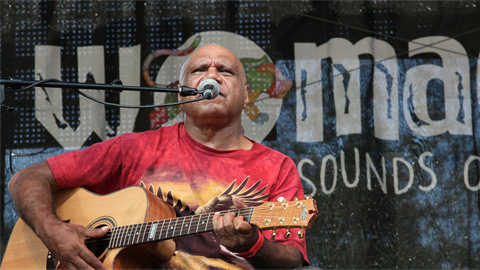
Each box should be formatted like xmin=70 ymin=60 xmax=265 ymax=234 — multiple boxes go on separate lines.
xmin=179 ymin=44 xmax=249 ymax=123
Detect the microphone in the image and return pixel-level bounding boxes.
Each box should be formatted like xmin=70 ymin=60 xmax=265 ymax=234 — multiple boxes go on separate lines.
xmin=198 ymin=79 xmax=220 ymax=99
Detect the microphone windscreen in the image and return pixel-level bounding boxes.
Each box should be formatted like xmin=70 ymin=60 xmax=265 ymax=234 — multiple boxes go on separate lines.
xmin=198 ymin=79 xmax=220 ymax=99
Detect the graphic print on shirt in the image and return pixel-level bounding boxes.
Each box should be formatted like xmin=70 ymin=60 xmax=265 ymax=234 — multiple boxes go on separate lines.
xmin=138 ymin=176 xmax=269 ymax=269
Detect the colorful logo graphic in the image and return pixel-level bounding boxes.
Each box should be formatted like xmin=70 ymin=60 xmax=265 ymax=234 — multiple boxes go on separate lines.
xmin=145 ymin=31 xmax=293 ymax=142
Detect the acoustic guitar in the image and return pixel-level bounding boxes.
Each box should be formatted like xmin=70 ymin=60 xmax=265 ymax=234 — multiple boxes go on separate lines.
xmin=1 ymin=186 xmax=318 ymax=269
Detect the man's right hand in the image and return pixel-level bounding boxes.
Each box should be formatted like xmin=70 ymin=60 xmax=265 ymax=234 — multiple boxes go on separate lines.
xmin=37 ymin=218 xmax=109 ymax=270
xmin=9 ymin=161 xmax=109 ymax=269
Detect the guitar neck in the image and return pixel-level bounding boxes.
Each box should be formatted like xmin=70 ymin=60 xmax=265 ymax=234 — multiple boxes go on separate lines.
xmin=108 ymin=208 xmax=252 ymax=249
xmin=106 ymin=198 xmax=317 ymax=249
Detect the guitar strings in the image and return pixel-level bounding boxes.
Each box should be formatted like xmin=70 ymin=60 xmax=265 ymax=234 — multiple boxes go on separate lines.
xmin=88 ymin=214 xmax=306 ymax=246
xmin=84 ymin=208 xmax=257 ymax=245
xmin=107 ymin=205 xmax=301 ymax=239
xmin=86 ymin=205 xmax=308 ymax=246
xmin=83 ymin=204 xmax=310 ymax=247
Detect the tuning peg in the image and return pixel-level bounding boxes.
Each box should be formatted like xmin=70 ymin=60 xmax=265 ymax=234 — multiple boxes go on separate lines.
xmin=277 ymin=197 xmax=286 ymax=202
xmin=296 ymin=201 xmax=303 ymax=208
xmin=285 ymin=228 xmax=291 ymax=239
xmin=305 ymin=195 xmax=310 ymax=199
xmin=271 ymin=229 xmax=277 ymax=240
xmin=294 ymin=196 xmax=299 ymax=201
xmin=298 ymin=228 xmax=305 ymax=239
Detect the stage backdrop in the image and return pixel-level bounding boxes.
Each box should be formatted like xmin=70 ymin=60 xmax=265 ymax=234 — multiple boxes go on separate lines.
xmin=2 ymin=1 xmax=480 ymax=268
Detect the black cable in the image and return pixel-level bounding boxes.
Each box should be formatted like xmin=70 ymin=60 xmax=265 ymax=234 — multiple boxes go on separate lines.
xmin=4 ymin=78 xmax=207 ymax=109
xmin=4 ymin=78 xmax=63 ymax=92
xmin=75 ymin=88 xmax=207 ymax=108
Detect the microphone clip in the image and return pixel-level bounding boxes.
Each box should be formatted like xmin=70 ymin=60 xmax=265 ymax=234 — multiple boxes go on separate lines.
xmin=178 ymin=85 xmax=200 ymax=96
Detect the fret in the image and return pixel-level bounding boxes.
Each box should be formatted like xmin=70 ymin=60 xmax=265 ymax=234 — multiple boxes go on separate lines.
xmin=129 ymin=224 xmax=136 ymax=245
xmin=171 ymin=218 xmax=179 ymax=237
xmin=109 ymin=227 xmax=117 ymax=248
xmin=149 ymin=222 xmax=158 ymax=241
xmin=122 ymin=225 xmax=131 ymax=247
xmin=141 ymin=221 xmax=149 ymax=244
xmin=127 ymin=224 xmax=134 ymax=246
xmin=138 ymin=223 xmax=144 ymax=244
xmin=131 ymin=224 xmax=139 ymax=245
xmin=246 ymin=207 xmax=253 ymax=223
xmin=187 ymin=215 xmax=193 ymax=235
xmin=120 ymin=225 xmax=126 ymax=247
xmin=114 ymin=226 xmax=122 ymax=248
xmin=179 ymin=216 xmax=187 ymax=236
xmin=204 ymin=213 xmax=211 ymax=232
xmin=158 ymin=220 xmax=166 ymax=241
xmin=164 ymin=219 xmax=172 ymax=239
xmin=195 ymin=214 xmax=202 ymax=233
xmin=128 ymin=224 xmax=135 ymax=246
xmin=119 ymin=225 xmax=126 ymax=247
xmin=134 ymin=223 xmax=142 ymax=245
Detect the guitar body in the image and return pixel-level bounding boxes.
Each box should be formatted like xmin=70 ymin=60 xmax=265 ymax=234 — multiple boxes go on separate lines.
xmin=1 ymin=186 xmax=176 ymax=270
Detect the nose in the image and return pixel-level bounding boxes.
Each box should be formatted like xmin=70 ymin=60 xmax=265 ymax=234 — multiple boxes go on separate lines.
xmin=205 ymin=67 xmax=221 ymax=83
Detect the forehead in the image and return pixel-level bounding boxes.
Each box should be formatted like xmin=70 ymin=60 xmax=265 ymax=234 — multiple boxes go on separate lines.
xmin=187 ymin=46 xmax=239 ymax=68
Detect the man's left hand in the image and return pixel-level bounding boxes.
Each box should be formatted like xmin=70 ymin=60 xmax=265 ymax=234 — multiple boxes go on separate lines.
xmin=212 ymin=195 xmax=259 ymax=253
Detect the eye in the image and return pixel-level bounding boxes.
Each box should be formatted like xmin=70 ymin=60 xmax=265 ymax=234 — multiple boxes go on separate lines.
xmin=220 ymin=69 xmax=234 ymax=75
xmin=192 ymin=68 xmax=206 ymax=74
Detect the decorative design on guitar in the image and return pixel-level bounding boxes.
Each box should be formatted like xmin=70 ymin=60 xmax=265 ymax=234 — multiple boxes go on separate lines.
xmin=139 ymin=176 xmax=269 ymax=216
xmin=195 ymin=176 xmax=269 ymax=214
xmin=133 ymin=176 xmax=307 ymax=270
xmin=140 ymin=181 xmax=195 ymax=216
xmin=137 ymin=176 xmax=270 ymax=268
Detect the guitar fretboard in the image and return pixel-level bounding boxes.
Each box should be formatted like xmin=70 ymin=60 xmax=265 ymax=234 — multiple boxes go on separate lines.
xmin=108 ymin=208 xmax=253 ymax=249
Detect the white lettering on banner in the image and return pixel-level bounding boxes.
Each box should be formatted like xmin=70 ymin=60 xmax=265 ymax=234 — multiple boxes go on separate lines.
xmin=35 ymin=45 xmax=106 ymax=149
xmin=35 ymin=45 xmax=141 ymax=149
xmin=356 ymin=38 xmax=399 ymax=140
xmin=295 ymin=37 xmax=399 ymax=142
xmin=341 ymin=148 xmax=360 ymax=188
xmin=295 ymin=36 xmax=473 ymax=142
xmin=464 ymin=156 xmax=480 ymax=191
xmin=78 ymin=46 xmax=107 ymax=142
xmin=418 ymin=152 xmax=437 ymax=191
xmin=320 ymin=155 xmax=338 ymax=195
xmin=299 ymin=150 xmax=441 ymax=195
xmin=393 ymin=157 xmax=414 ymax=195
xmin=117 ymin=45 xmax=141 ymax=136
xmin=294 ymin=42 xmax=324 ymax=142
xmin=295 ymin=39 xmax=362 ymax=142
xmin=404 ymin=36 xmax=472 ymax=136
xmin=366 ymin=153 xmax=387 ymax=194
xmin=298 ymin=159 xmax=317 ymax=198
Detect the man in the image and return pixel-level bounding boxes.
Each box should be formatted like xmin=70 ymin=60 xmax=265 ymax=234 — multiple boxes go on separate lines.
xmin=8 ymin=44 xmax=308 ymax=269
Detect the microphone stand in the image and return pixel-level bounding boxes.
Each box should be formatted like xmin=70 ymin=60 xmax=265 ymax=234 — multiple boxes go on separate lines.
xmin=0 ymin=78 xmax=202 ymax=110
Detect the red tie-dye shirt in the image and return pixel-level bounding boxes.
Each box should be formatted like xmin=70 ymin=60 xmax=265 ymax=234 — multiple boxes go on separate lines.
xmin=47 ymin=122 xmax=309 ymax=269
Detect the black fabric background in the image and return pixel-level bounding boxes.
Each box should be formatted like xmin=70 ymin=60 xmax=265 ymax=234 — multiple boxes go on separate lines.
xmin=2 ymin=1 xmax=480 ymax=268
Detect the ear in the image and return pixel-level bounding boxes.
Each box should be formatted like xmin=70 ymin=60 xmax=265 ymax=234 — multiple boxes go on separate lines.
xmin=243 ymin=84 xmax=250 ymax=109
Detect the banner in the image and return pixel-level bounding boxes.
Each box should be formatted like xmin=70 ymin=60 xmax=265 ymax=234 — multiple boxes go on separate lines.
xmin=2 ymin=1 xmax=480 ymax=268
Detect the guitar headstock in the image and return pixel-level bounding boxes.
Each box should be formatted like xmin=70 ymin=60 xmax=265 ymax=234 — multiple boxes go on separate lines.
xmin=249 ymin=198 xmax=318 ymax=231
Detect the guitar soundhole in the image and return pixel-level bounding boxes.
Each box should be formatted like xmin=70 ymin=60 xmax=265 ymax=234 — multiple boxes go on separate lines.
xmin=85 ymin=225 xmax=109 ymax=260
